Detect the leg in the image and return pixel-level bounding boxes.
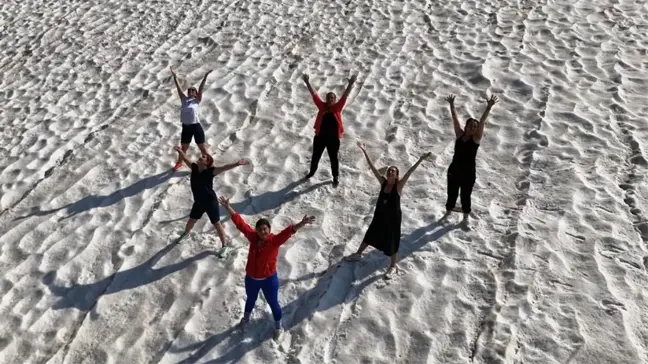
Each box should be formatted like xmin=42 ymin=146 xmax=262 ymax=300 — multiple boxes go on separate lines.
xmin=460 ymin=176 xmax=476 ymax=218
xmin=186 ymin=203 xmax=205 ymax=233
xmin=206 ymin=202 xmax=227 ymax=247
xmin=344 ymin=241 xmax=370 ymax=261
xmin=307 ymin=135 xmax=326 ymax=178
xmin=194 ymin=124 xmax=208 ymax=155
xmin=445 ymin=172 xmax=461 ymax=214
xmin=177 ymin=125 xmax=192 ymax=165
xmin=326 ymin=137 xmax=341 ymax=185
xmin=184 ymin=219 xmax=198 ymax=234
xmin=261 ymin=273 xmax=283 ymax=330
xmin=243 ymin=276 xmax=263 ymax=322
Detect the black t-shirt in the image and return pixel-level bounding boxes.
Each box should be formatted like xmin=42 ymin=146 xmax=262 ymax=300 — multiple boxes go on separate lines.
xmin=190 ymin=163 xmax=216 ymax=202
xmin=319 ymin=112 xmax=339 ymax=138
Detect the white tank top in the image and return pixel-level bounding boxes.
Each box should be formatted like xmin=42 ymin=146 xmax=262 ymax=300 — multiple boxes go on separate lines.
xmin=180 ymin=98 xmax=200 ymax=125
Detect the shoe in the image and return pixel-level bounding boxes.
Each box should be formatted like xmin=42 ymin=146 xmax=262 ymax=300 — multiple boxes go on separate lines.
xmin=332 ymin=178 xmax=339 ymax=187
xmin=173 ymin=161 xmax=183 ymax=171
xmin=273 ymin=328 xmax=284 ymax=341
xmin=304 ymin=172 xmax=314 ymax=180
xmin=218 ymin=245 xmax=231 ymax=258
xmin=383 ymin=267 xmax=394 ymax=280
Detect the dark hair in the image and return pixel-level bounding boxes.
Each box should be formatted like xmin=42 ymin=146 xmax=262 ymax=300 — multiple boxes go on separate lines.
xmin=255 ymin=218 xmax=271 ymax=230
xmin=188 ymin=87 xmax=197 ymax=93
xmin=326 ymin=92 xmax=336 ymax=99
xmin=465 ymin=118 xmax=478 ymax=126
xmin=203 ymin=154 xmax=214 ymax=167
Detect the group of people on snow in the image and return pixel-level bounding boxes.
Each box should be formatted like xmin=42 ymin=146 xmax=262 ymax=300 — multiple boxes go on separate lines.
xmin=168 ymin=67 xmax=499 ymax=339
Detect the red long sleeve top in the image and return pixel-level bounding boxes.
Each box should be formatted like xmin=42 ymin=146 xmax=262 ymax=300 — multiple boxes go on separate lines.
xmin=310 ymin=92 xmax=347 ymax=139
xmin=231 ymin=213 xmax=296 ymax=279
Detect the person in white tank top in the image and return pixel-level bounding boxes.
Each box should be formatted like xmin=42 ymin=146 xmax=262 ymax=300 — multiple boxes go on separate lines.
xmin=170 ymin=67 xmax=212 ymax=171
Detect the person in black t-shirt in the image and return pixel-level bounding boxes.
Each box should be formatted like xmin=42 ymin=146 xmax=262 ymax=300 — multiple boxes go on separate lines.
xmin=174 ymin=146 xmax=250 ymax=252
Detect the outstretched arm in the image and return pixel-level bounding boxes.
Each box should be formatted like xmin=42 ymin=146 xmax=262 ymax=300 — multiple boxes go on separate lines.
xmin=170 ymin=68 xmax=186 ymax=100
xmin=302 ymin=74 xmax=325 ymax=108
xmin=445 ymin=95 xmax=462 ymax=138
xmin=174 ymin=146 xmax=192 ymax=167
xmin=218 ymin=197 xmax=257 ymax=240
xmin=213 ymin=158 xmax=250 ymax=176
xmin=357 ymin=142 xmax=384 ymax=184
xmin=337 ymin=74 xmax=357 ymax=108
xmin=197 ymin=70 xmax=212 ymax=102
xmin=397 ymin=152 xmax=432 ymax=193
xmin=274 ymin=215 xmax=316 ymax=247
xmin=475 ymin=95 xmax=499 ymax=142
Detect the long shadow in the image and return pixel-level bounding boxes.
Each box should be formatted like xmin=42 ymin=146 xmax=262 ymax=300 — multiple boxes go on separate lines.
xmin=157 ymin=179 xmax=328 ymax=226
xmin=167 ymin=220 xmax=458 ymax=363
xmin=227 ymin=179 xmax=330 ymax=217
xmin=15 ymin=169 xmax=185 ymax=221
xmin=42 ymin=242 xmax=215 ymax=312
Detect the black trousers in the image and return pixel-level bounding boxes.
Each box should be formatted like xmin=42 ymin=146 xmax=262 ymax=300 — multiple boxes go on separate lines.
xmin=309 ymin=135 xmax=340 ymax=178
xmin=445 ymin=170 xmax=476 ymax=214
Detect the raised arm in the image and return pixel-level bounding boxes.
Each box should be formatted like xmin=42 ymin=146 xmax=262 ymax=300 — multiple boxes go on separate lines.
xmin=218 ymin=196 xmax=257 ymax=240
xmin=357 ymin=142 xmax=384 ymax=184
xmin=302 ymin=74 xmax=325 ymax=108
xmin=474 ymin=94 xmax=499 ymax=142
xmin=213 ymin=158 xmax=250 ymax=176
xmin=174 ymin=146 xmax=192 ymax=167
xmin=445 ymin=95 xmax=462 ymax=139
xmin=397 ymin=152 xmax=432 ymax=193
xmin=170 ymin=68 xmax=186 ymax=100
xmin=196 ymin=70 xmax=212 ymax=102
xmin=273 ymin=215 xmax=316 ymax=247
xmin=337 ymin=74 xmax=357 ymax=108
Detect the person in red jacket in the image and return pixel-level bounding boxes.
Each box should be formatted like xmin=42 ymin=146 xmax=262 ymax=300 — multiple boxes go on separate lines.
xmin=218 ymin=196 xmax=316 ymax=339
xmin=302 ymin=73 xmax=358 ymax=187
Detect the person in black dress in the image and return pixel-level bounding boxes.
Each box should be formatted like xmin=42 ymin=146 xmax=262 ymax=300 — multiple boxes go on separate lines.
xmin=345 ymin=142 xmax=431 ymax=279
xmin=174 ymin=146 xmax=249 ymax=254
xmin=443 ymin=94 xmax=499 ymax=221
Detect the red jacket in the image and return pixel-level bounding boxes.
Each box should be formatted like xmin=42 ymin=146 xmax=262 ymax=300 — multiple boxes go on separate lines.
xmin=231 ymin=213 xmax=295 ymax=279
xmin=311 ymin=92 xmax=347 ymax=139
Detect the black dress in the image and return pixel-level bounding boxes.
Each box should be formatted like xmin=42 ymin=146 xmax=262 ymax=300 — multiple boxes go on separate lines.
xmin=362 ymin=180 xmax=402 ymax=256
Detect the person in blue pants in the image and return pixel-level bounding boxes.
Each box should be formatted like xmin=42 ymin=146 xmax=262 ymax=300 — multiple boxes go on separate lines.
xmin=219 ymin=196 xmax=315 ymax=340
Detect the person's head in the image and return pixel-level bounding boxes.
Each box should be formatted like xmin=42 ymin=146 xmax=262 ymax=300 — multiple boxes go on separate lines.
xmin=198 ymin=153 xmax=214 ymax=168
xmin=325 ymin=92 xmax=336 ymax=106
xmin=255 ymin=218 xmax=271 ymax=240
xmin=187 ymin=87 xmax=198 ymax=98
xmin=464 ymin=118 xmax=478 ymax=136
xmin=386 ymin=166 xmax=400 ymax=184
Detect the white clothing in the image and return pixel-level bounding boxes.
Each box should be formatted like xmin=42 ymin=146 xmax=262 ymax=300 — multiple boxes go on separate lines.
xmin=180 ymin=97 xmax=200 ymax=125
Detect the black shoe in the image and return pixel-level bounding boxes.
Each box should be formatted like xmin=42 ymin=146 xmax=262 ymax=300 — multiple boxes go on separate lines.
xmin=332 ymin=178 xmax=339 ymax=187
xmin=304 ymin=172 xmax=314 ymax=180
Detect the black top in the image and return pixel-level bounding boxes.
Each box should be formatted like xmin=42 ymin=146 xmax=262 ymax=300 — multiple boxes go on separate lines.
xmin=190 ymin=163 xmax=216 ymax=202
xmin=319 ymin=112 xmax=339 ymax=138
xmin=449 ymin=135 xmax=480 ymax=173
xmin=375 ymin=180 xmax=401 ymax=216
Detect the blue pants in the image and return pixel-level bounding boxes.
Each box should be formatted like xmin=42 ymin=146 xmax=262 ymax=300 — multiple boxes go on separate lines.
xmin=244 ymin=273 xmax=282 ymax=328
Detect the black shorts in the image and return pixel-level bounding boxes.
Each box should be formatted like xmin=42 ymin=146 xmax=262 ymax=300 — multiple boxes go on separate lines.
xmin=189 ymin=201 xmax=220 ymax=223
xmin=181 ymin=123 xmax=206 ymax=145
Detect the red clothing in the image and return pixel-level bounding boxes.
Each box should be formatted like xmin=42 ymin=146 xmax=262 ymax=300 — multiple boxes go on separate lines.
xmin=310 ymin=92 xmax=347 ymax=139
xmin=231 ymin=213 xmax=296 ymax=279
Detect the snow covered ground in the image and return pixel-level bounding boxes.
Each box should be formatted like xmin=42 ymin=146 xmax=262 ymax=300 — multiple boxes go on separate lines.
xmin=1 ymin=0 xmax=647 ymax=363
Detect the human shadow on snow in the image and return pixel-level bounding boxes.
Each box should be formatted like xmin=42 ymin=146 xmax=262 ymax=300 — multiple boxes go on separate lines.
xmin=228 ymin=179 xmax=331 ymax=217
xmin=168 ymin=220 xmax=459 ymax=363
xmin=157 ymin=179 xmax=330 ymax=226
xmin=15 ymin=169 xmax=185 ymax=221
xmin=42 ymin=242 xmax=214 ymax=313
